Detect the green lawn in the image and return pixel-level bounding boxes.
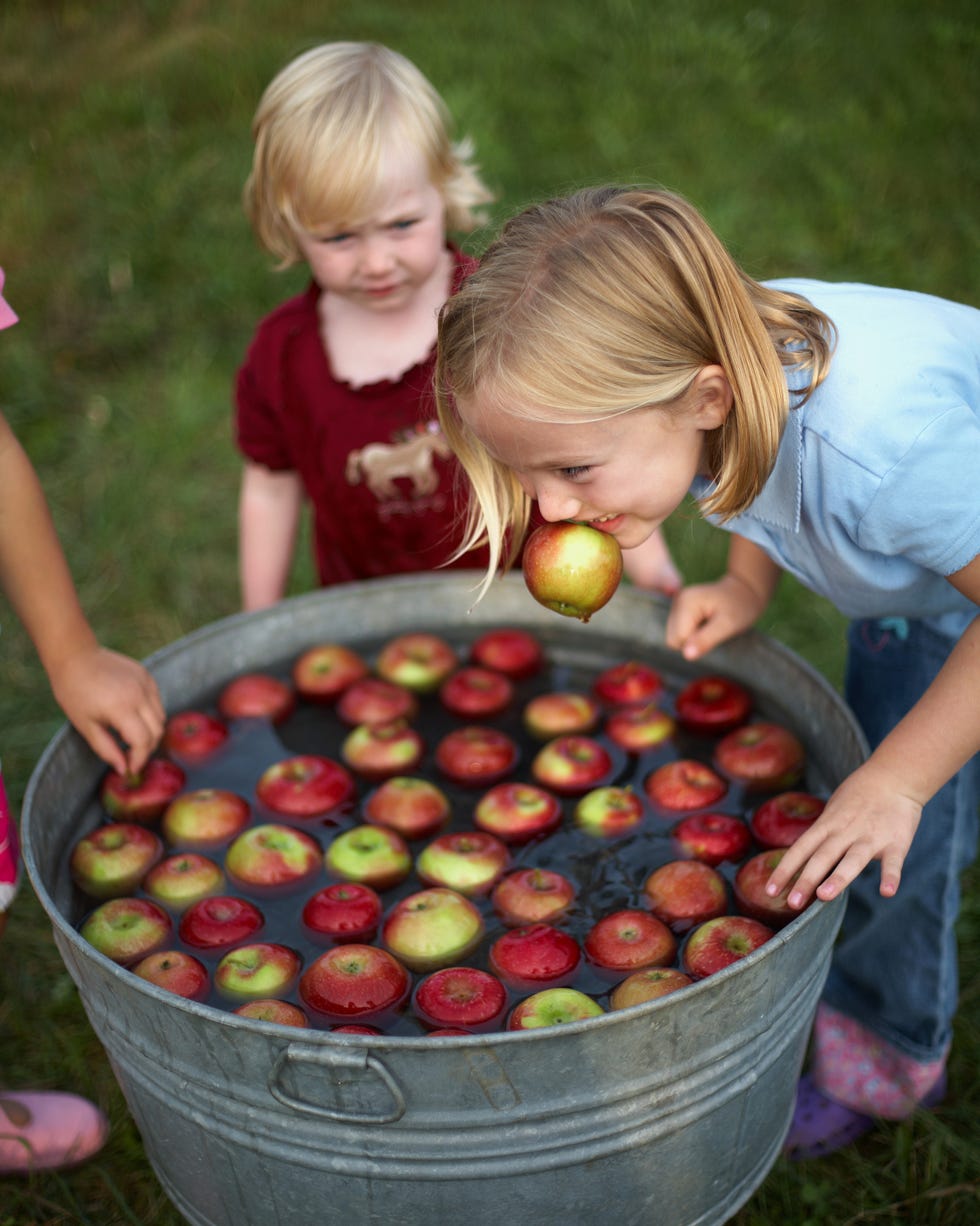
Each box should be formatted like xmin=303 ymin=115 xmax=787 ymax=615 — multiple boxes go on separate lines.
xmin=1 ymin=1 xmax=978 ymax=1222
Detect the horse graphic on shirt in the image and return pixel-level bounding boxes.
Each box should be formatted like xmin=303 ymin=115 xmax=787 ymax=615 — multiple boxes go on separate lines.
xmin=345 ymin=424 xmax=451 ymax=501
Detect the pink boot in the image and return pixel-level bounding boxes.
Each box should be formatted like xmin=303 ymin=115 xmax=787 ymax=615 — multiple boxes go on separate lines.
xmin=0 ymin=1091 xmax=108 ymax=1174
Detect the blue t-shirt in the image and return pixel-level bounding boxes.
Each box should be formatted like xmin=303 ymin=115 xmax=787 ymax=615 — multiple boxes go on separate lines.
xmin=690 ymin=280 xmax=980 ymax=638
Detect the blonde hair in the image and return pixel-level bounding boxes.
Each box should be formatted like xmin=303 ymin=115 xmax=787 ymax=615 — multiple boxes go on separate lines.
xmin=436 ymin=186 xmax=836 ymax=587
xmin=244 ymin=41 xmax=494 ymax=266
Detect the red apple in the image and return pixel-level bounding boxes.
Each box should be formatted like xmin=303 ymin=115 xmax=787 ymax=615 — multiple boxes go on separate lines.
xmin=161 ymin=788 xmax=251 ymax=849
xmin=522 ymin=691 xmax=600 ymax=740
xmin=375 ymin=632 xmax=458 ymax=693
xmin=439 ymin=666 xmax=514 ymax=719
xmin=381 ymin=887 xmax=485 ymax=972
xmin=675 ymin=674 xmax=752 ymax=735
xmin=573 ymin=785 xmax=644 ymax=838
xmin=256 ymin=755 xmax=355 ymax=818
xmin=363 ymin=776 xmax=451 ymax=840
xmin=217 ymin=672 xmax=294 ymax=723
xmin=530 ymin=735 xmax=613 ymax=796
xmin=488 ymin=923 xmax=581 ymax=991
xmin=672 ymin=812 xmax=751 ymax=866
xmin=714 ymin=722 xmax=806 ymax=791
xmin=70 ymin=822 xmax=164 ymax=899
xmin=413 ymin=966 xmax=508 ymax=1032
xmin=415 ymin=831 xmax=510 ymax=897
xmin=682 ymin=914 xmax=774 ymax=979
xmin=132 ymin=949 xmax=210 ymax=1001
xmin=507 ymin=987 xmax=604 ymax=1030
xmin=142 ymin=852 xmax=224 ymax=910
xmin=643 ymin=759 xmax=727 ymax=811
xmin=178 ymin=895 xmax=264 ymax=951
xmin=593 ymin=661 xmax=663 ymax=707
xmin=469 ymin=627 xmax=544 ymax=679
xmin=214 ymin=942 xmax=302 ymax=1000
xmin=299 ymin=944 xmax=410 ymax=1022
xmin=434 ymin=726 xmax=519 ymax=788
xmin=224 ymin=823 xmax=322 ymax=893
xmin=604 ymin=703 xmax=676 ymax=754
xmin=331 ymin=1024 xmax=383 ymax=1035
xmin=733 ymin=849 xmax=805 ymax=929
xmin=522 ymin=521 xmax=623 ymax=623
xmin=426 ymin=1028 xmax=471 ymax=1037
xmin=324 ymin=824 xmax=412 ymax=890
xmin=492 ymin=868 xmax=577 ymax=927
xmin=99 ymin=758 xmax=186 ymax=825
xmin=341 ymin=719 xmax=425 ymax=781
xmin=233 ymin=1000 xmax=309 ymax=1027
xmin=302 ymin=882 xmax=383 ymax=944
xmin=163 ymin=710 xmax=229 ymax=762
xmin=473 ymin=782 xmax=562 ymax=844
xmin=291 ymin=642 xmax=368 ymax=703
xmin=750 ymin=791 xmax=826 ymax=849
xmin=609 ymin=967 xmax=693 ymax=1010
xmin=643 ymin=860 xmax=728 ymax=933
xmin=336 ymin=677 xmax=418 ymax=727
xmin=79 ymin=897 xmax=172 ymax=966
xmin=583 ymin=909 xmax=677 ymax=976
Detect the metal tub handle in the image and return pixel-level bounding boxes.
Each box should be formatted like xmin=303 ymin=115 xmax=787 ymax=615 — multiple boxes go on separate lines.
xmin=269 ymin=1043 xmax=407 ymax=1124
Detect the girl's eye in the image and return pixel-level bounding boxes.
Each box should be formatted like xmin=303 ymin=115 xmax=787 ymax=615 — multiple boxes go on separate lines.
xmin=318 ymin=232 xmax=353 ymax=245
xmin=390 ymin=218 xmax=417 ymax=232
xmin=559 ymin=465 xmax=591 ymax=480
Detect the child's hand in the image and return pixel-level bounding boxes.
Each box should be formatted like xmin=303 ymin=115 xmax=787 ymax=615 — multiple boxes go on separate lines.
xmin=48 ymin=646 xmax=165 ymax=776
xmin=621 ymin=529 xmax=682 ymax=597
xmin=764 ymin=760 xmax=922 ymax=908
xmin=664 ymin=572 xmax=768 ymax=660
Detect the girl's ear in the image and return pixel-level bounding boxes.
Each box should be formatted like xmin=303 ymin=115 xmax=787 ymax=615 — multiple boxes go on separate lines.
xmin=690 ymin=365 xmax=734 ymax=430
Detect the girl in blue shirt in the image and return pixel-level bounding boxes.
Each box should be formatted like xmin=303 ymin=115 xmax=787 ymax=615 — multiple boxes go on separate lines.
xmin=434 ymin=186 xmax=980 ymax=1158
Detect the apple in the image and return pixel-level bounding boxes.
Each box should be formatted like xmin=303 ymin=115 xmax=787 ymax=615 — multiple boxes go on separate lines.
xmin=331 ymin=1024 xmax=382 ymax=1035
xmin=79 ymin=897 xmax=172 ymax=966
xmin=439 ymin=666 xmax=514 ymax=719
xmin=714 ymin=721 xmax=806 ymax=791
xmin=340 ymin=719 xmax=425 ymax=781
xmin=132 ymin=950 xmax=210 ymax=1001
xmin=142 ymin=852 xmax=224 ymax=910
xmin=522 ymin=691 xmax=600 ymax=741
xmin=302 ymin=882 xmax=383 ymax=944
xmin=522 ymin=521 xmax=623 ymax=623
xmin=573 ymin=785 xmax=644 ymax=838
xmin=214 ymin=942 xmax=302 ymax=1000
xmin=299 ymin=944 xmax=410 ymax=1021
xmin=69 ymin=822 xmax=164 ymax=899
xmin=507 ymin=987 xmax=604 ymax=1030
xmin=291 ymin=642 xmax=368 ymax=703
xmin=530 ymin=735 xmax=613 ymax=796
xmin=324 ymin=824 xmax=412 ymax=890
xmin=426 ymin=1028 xmax=471 ymax=1037
xmin=733 ymin=849 xmax=804 ymax=929
xmin=163 ymin=710 xmax=229 ymax=762
xmin=224 ymin=823 xmax=322 ymax=893
xmin=161 ymin=788 xmax=251 ymax=849
xmin=217 ymin=672 xmax=294 ymax=723
xmin=413 ymin=966 xmax=508 ymax=1032
xmin=415 ymin=831 xmax=510 ymax=896
xmin=492 ymin=867 xmax=577 ymax=927
xmin=99 ymin=758 xmax=186 ymax=825
xmin=233 ymin=999 xmax=309 ymax=1027
xmin=473 ymin=782 xmax=562 ymax=844
xmin=672 ymin=812 xmax=751 ymax=866
xmin=336 ymin=677 xmax=418 ymax=727
xmin=469 ymin=627 xmax=544 ymax=679
xmin=363 ymin=776 xmax=451 ymax=840
xmin=682 ymin=914 xmax=774 ymax=979
xmin=609 ymin=967 xmax=693 ymax=1010
xmin=604 ymin=703 xmax=676 ymax=754
xmin=434 ymin=726 xmax=520 ymax=788
xmin=381 ymin=887 xmax=485 ymax=972
xmin=593 ymin=661 xmax=663 ymax=707
xmin=643 ymin=759 xmax=727 ymax=811
xmin=375 ymin=632 xmax=457 ymax=693
xmin=583 ymin=909 xmax=677 ymax=976
xmin=256 ymin=755 xmax=355 ymax=818
xmin=178 ymin=895 xmax=265 ymax=951
xmin=488 ymin=923 xmax=581 ymax=991
xmin=642 ymin=860 xmax=728 ymax=933
xmin=750 ymin=790 xmax=826 ymax=848
xmin=675 ymin=674 xmax=752 ymax=735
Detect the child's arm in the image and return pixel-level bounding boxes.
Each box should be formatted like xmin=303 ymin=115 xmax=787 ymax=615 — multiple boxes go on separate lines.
xmin=621 ymin=527 xmax=682 ymax=597
xmin=0 ymin=414 xmax=164 ymax=775
xmin=238 ymin=460 xmax=304 ymax=611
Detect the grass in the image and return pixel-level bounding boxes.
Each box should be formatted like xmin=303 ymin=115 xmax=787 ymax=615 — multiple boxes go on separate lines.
xmin=1 ymin=0 xmax=978 ymax=1221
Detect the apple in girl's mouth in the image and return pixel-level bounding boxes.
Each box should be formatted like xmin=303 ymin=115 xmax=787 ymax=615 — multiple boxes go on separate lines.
xmin=522 ymin=521 xmax=623 ymax=622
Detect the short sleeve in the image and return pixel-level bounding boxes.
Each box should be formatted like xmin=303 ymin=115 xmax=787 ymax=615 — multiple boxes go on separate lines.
xmin=234 ymin=342 xmax=294 ymax=472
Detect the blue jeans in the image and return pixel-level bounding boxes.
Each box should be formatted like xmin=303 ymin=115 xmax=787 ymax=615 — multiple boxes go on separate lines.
xmin=821 ymin=617 xmax=980 ymax=1063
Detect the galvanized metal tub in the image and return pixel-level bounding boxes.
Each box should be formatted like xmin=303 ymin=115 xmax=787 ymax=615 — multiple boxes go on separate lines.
xmin=22 ymin=572 xmax=864 ymax=1226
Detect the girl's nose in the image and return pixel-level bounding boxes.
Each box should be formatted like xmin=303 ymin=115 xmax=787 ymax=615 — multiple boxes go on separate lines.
xmin=535 ymin=484 xmax=583 ymax=524
xmin=360 ymin=236 xmax=395 ymax=275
